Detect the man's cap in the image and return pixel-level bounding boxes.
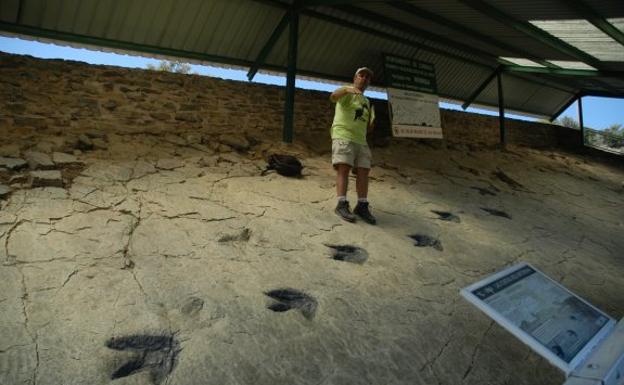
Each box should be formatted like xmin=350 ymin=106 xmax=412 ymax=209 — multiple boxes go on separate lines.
xmin=355 ymin=67 xmax=374 ymax=78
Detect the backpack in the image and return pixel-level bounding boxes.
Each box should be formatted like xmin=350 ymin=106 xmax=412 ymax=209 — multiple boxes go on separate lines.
xmin=262 ymin=154 xmax=303 ymax=177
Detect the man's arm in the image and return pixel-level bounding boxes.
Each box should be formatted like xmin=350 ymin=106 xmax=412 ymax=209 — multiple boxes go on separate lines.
xmin=367 ymin=104 xmax=375 ymax=133
xmin=330 ymin=86 xmax=361 ymax=103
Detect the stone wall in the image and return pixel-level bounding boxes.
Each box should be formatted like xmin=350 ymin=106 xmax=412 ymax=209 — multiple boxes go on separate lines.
xmin=0 ymin=52 xmax=579 ymax=152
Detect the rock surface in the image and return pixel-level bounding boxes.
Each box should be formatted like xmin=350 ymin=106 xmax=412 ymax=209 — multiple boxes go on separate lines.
xmin=1 ymin=134 xmax=622 ymax=385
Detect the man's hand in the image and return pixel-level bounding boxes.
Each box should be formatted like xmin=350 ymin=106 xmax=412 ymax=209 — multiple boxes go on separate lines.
xmin=330 ymin=86 xmax=362 ymax=102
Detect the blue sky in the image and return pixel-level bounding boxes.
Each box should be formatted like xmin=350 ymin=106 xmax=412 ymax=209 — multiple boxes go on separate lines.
xmin=1 ymin=35 xmax=622 ymax=130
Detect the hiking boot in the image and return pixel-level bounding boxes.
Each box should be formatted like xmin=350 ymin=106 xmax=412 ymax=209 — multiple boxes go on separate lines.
xmin=335 ymin=200 xmax=356 ymax=222
xmin=354 ymin=202 xmax=377 ymax=225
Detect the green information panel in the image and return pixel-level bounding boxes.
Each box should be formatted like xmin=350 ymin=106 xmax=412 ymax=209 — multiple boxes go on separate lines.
xmin=384 ymin=54 xmax=437 ymax=94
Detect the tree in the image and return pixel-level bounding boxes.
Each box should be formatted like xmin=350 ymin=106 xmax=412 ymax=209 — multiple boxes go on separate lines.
xmin=604 ymin=123 xmax=624 ymax=148
xmin=146 ymin=60 xmax=192 ymax=74
xmin=553 ymin=116 xmax=580 ymax=130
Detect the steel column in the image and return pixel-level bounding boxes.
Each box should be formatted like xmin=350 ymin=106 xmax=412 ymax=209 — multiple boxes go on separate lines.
xmin=283 ymin=4 xmax=299 ymax=143
xmin=578 ymin=96 xmax=585 ymax=146
xmin=497 ymin=71 xmax=506 ymax=146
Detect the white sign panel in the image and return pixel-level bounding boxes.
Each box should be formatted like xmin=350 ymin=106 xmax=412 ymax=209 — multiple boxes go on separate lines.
xmin=387 ymin=88 xmax=443 ymax=138
xmin=461 ymin=263 xmax=615 ymax=375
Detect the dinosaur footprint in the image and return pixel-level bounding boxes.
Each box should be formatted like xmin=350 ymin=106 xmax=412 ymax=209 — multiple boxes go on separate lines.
xmin=265 ymin=288 xmax=318 ymax=320
xmin=325 ymin=244 xmax=368 ymax=264
xmin=431 ymin=210 xmax=460 ymax=223
xmin=408 ymin=234 xmax=443 ymax=251
xmin=106 ymin=334 xmax=180 ymax=384
xmin=480 ymin=207 xmax=512 ymax=219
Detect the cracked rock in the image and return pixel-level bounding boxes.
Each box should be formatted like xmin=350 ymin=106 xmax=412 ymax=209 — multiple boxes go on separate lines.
xmin=218 ymin=228 xmax=250 ymax=242
xmin=30 ymin=170 xmax=63 ymax=187
xmin=155 ymin=158 xmax=184 ymax=170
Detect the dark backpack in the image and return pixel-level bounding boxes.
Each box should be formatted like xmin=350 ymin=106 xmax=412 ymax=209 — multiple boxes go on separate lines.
xmin=262 ymin=154 xmax=303 ymax=177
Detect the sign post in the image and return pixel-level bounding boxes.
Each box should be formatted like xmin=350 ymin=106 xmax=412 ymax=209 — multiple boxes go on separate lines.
xmin=384 ymin=54 xmax=443 ymax=139
xmin=461 ymin=262 xmax=624 ymax=384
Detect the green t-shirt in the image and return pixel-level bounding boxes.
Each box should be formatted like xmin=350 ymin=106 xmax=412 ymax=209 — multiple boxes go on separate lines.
xmin=330 ymin=87 xmax=375 ymax=145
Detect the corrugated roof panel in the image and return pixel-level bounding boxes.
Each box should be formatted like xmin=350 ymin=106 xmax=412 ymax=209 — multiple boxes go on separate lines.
xmin=67 ymin=0 xmax=97 ymax=36
xmin=501 ymin=57 xmax=545 ymax=67
xmin=39 ymin=0 xmax=62 ymax=30
xmin=492 ymin=0 xmax=624 ymax=21
xmin=236 ymin=6 xmax=276 ymax=59
xmin=0 ymin=0 xmax=19 ymax=23
xmin=314 ymin=5 xmax=495 ymax=67
xmin=409 ymin=1 xmax=576 ymax=61
xmin=136 ymin=0 xmax=165 ymax=45
xmin=177 ymin=1 xmax=210 ymax=51
xmin=608 ymin=18 xmax=624 ymax=30
xmin=530 ymin=19 xmax=624 ymax=62
xmin=521 ymin=86 xmax=573 ymax=115
xmin=358 ymin=2 xmax=518 ymax=58
xmin=151 ymin=0 xmax=185 ymax=48
xmin=548 ymin=60 xmax=596 ymax=70
xmin=484 ymin=0 xmax=579 ymax=21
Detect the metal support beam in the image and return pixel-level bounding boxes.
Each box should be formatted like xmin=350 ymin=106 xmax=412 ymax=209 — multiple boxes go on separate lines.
xmin=578 ymin=96 xmax=585 ymax=146
xmin=462 ymin=67 xmax=499 ymax=110
xmin=283 ymin=4 xmax=299 ymax=143
xmin=458 ymin=0 xmax=604 ymax=70
xmin=549 ymin=93 xmax=580 ymax=122
xmin=388 ymin=2 xmax=558 ymax=69
xmin=248 ymin=11 xmax=290 ymax=81
xmin=0 ymin=21 xmax=259 ymax=68
xmin=564 ymin=0 xmax=624 ymax=48
xmin=501 ymin=64 xmax=624 ymax=79
xmin=497 ymin=71 xmax=506 ymax=146
xmin=251 ymin=0 xmax=576 ymax=94
xmin=16 ymin=0 xmax=24 ymax=24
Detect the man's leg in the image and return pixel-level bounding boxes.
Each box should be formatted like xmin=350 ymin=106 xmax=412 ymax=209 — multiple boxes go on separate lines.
xmin=355 ymin=167 xmax=369 ymax=199
xmin=334 ymin=163 xmax=356 ymax=222
xmin=354 ymin=167 xmax=376 ymax=224
xmin=335 ymin=163 xmax=351 ymax=198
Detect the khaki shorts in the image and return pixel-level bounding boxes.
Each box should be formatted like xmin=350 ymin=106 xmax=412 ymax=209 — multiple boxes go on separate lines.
xmin=332 ymin=139 xmax=372 ymax=169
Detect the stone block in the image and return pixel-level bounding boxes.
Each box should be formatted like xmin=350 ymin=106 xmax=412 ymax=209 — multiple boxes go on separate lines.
xmin=0 ymin=144 xmax=21 ymax=158
xmin=13 ymin=116 xmax=48 ymax=130
xmin=149 ymin=112 xmax=172 ymax=121
xmin=218 ymin=134 xmax=250 ymax=151
xmin=30 ymin=170 xmax=63 ymax=188
xmin=0 ymin=157 xmax=28 ymax=171
xmin=175 ymin=112 xmax=201 ymax=122
xmin=24 ymin=151 xmax=55 ymax=169
xmin=76 ymin=134 xmax=94 ymax=151
xmin=92 ymin=138 xmax=108 ymax=150
xmin=0 ymin=184 xmax=10 ymax=198
xmin=52 ymin=152 xmax=80 ymax=165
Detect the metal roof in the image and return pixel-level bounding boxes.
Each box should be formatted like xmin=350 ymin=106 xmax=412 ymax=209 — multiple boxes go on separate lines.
xmin=1 ymin=0 xmax=623 ymax=119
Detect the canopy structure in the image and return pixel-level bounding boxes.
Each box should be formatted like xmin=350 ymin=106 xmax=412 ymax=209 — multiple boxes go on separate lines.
xmin=1 ymin=0 xmax=623 ymax=141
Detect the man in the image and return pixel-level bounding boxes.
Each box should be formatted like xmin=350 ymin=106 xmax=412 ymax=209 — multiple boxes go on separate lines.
xmin=329 ymin=67 xmax=376 ymax=225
